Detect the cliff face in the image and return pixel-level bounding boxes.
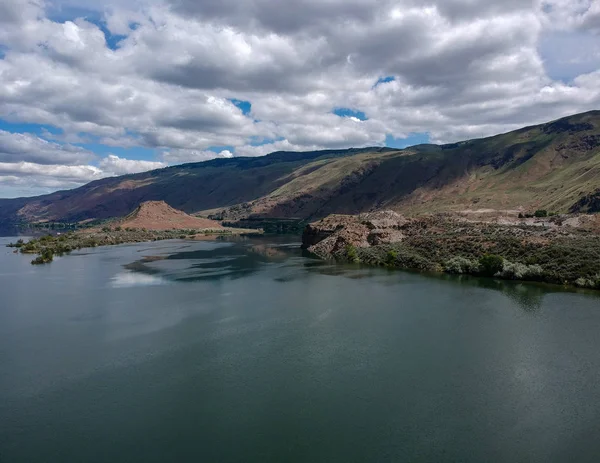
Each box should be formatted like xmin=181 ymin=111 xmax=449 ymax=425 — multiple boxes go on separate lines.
xmin=302 ymin=211 xmax=408 ymax=258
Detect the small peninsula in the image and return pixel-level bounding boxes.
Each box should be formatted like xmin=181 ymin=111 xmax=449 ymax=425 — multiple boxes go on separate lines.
xmin=8 ymin=201 xmax=258 ymax=265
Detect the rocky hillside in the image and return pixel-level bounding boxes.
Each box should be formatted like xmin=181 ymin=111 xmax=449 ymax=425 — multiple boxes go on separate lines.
xmin=301 ymin=212 xmax=600 ymax=290
xmin=1 ymin=111 xmax=600 ymax=224
xmin=115 ymin=200 xmax=222 ymax=230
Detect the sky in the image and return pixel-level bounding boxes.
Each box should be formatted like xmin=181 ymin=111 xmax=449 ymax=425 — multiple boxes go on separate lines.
xmin=0 ymin=0 xmax=599 ymax=198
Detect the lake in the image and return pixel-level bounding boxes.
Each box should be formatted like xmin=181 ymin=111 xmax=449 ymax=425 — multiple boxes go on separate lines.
xmin=1 ymin=235 xmax=600 ymax=462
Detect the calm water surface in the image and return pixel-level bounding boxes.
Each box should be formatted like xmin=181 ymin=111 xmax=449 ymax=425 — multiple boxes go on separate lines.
xmin=1 ymin=235 xmax=600 ymax=463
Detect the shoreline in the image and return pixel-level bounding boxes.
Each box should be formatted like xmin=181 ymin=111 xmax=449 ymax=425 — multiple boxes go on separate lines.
xmin=7 ymin=227 xmax=261 ymax=264
xmin=302 ymin=212 xmax=600 ymax=292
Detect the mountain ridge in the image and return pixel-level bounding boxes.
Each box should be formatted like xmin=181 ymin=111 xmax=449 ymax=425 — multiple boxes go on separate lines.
xmin=1 ymin=110 xmax=599 ymax=224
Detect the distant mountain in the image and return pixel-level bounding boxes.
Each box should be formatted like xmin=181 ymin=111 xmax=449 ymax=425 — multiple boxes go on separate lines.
xmin=1 ymin=111 xmax=599 ymax=225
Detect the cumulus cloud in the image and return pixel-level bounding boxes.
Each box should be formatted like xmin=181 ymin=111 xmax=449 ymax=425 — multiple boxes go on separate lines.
xmin=0 ymin=161 xmax=102 ymax=180
xmin=0 ymin=0 xmax=600 ymax=196
xmin=98 ymin=154 xmax=166 ymax=175
xmin=0 ymin=130 xmax=95 ymax=165
xmin=0 ymin=160 xmax=104 ymax=197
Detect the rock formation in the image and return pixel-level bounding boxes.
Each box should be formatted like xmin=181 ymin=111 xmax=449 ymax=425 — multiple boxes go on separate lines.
xmin=118 ymin=201 xmax=223 ymax=230
xmin=302 ymin=210 xmax=408 ymax=258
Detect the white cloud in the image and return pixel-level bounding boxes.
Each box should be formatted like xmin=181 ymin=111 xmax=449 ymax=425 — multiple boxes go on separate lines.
xmin=0 ymin=0 xmax=600 ymax=196
xmin=0 ymin=161 xmax=102 ymax=180
xmin=162 ymin=148 xmax=236 ymax=164
xmin=0 ymin=130 xmax=95 ymax=164
xmin=98 ymin=154 xmax=166 ymax=175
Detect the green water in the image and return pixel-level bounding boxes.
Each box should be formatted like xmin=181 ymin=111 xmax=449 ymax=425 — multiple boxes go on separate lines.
xmin=1 ymin=235 xmax=600 ymax=462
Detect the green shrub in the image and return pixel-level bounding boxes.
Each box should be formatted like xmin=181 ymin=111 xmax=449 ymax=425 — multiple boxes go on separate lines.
xmin=346 ymin=245 xmax=360 ymax=263
xmin=385 ymin=250 xmax=398 ymax=266
xmin=575 ymin=275 xmax=600 ymax=289
xmin=445 ymin=256 xmax=480 ymax=274
xmin=21 ymin=241 xmax=39 ymax=253
xmin=497 ymin=261 xmax=544 ymax=280
xmin=479 ymin=254 xmax=504 ymax=276
xmin=386 ymin=247 xmax=436 ymax=271
xmin=31 ymin=248 xmax=54 ymax=265
xmin=534 ymin=210 xmax=548 ymax=218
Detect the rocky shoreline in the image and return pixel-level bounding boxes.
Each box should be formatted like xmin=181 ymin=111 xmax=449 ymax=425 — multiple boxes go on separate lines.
xmin=302 ymin=211 xmax=600 ymax=290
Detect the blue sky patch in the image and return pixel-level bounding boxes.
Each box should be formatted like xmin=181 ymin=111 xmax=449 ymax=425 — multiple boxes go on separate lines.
xmin=539 ymin=31 xmax=600 ymax=83
xmin=333 ymin=108 xmax=367 ymax=121
xmin=385 ymin=133 xmax=430 ymax=149
xmin=230 ymin=99 xmax=252 ymax=116
xmin=0 ymin=119 xmax=62 ymax=136
xmin=47 ymin=7 xmax=126 ymax=50
xmin=374 ymin=76 xmax=395 ymax=87
xmin=249 ymin=136 xmax=284 ymax=146
xmin=77 ymin=143 xmax=157 ymax=161
xmin=207 ymin=145 xmax=235 ymax=154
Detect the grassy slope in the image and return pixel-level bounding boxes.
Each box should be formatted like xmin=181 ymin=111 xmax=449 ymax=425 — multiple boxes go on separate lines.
xmin=1 ymin=111 xmax=599 ymax=223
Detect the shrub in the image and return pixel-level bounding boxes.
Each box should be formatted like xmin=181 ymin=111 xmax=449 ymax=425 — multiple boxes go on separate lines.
xmin=534 ymin=210 xmax=548 ymax=218
xmin=479 ymin=254 xmax=504 ymax=276
xmin=115 ymin=226 xmax=122 ymax=231
xmin=497 ymin=261 xmax=543 ymax=281
xmin=518 ymin=213 xmax=524 ymax=219
xmin=385 ymin=247 xmax=436 ymax=271
xmin=21 ymin=241 xmax=38 ymax=253
xmin=445 ymin=256 xmax=480 ymax=274
xmin=385 ymin=250 xmax=398 ymax=266
xmin=31 ymin=248 xmax=54 ymax=265
xmin=346 ymin=245 xmax=360 ymax=263
xmin=575 ymin=275 xmax=600 ymax=289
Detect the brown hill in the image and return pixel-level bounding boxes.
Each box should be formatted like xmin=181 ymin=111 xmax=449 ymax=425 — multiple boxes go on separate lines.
xmin=0 ymin=110 xmax=599 ymax=225
xmin=117 ymin=201 xmax=222 ymax=230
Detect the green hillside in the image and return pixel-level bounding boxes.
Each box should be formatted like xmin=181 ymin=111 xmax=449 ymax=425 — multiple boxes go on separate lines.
xmin=1 ymin=111 xmax=599 ymax=225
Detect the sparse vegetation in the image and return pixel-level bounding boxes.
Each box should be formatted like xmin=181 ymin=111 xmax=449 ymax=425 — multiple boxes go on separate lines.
xmin=31 ymin=249 xmax=54 ymax=265
xmin=309 ymin=214 xmax=600 ymax=290
xmin=8 ymin=226 xmax=257 ymax=266
xmin=7 ymin=239 xmax=25 ymax=248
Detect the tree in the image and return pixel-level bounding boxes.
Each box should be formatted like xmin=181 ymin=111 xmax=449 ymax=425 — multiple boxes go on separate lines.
xmin=479 ymin=254 xmax=504 ymax=276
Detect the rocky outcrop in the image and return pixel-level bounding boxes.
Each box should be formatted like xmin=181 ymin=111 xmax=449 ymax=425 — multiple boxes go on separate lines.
xmin=118 ymin=201 xmax=223 ymax=230
xmin=302 ymin=210 xmax=408 ymax=258
xmin=570 ymin=189 xmax=600 ymax=214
